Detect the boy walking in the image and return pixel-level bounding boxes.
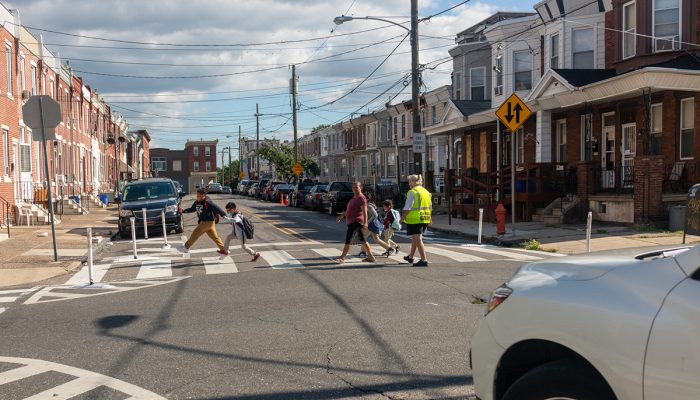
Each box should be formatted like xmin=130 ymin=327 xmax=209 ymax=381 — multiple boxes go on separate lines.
xmin=222 ymin=202 xmax=261 ymax=261
xmin=177 ymin=188 xmax=227 ymax=255
xmin=380 ymin=200 xmax=401 ymax=257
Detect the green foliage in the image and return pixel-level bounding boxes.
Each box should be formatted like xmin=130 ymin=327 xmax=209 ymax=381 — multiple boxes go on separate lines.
xmin=521 ymin=238 xmax=542 ymax=250
xmin=257 ymin=142 xmax=320 ymax=180
xmin=311 ymin=124 xmax=330 ymax=134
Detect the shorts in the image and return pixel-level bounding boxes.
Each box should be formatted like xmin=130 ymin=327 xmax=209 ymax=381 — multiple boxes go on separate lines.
xmin=345 ymin=222 xmax=367 ymax=245
xmin=406 ymin=223 xmax=429 ymax=236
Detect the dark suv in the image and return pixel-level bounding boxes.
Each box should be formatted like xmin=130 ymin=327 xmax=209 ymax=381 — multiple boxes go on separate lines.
xmin=320 ymin=181 xmax=355 ymax=215
xmin=117 ymin=178 xmax=184 ymax=239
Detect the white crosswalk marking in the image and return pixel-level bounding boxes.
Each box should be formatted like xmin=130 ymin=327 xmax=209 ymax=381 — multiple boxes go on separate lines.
xmin=0 ymin=307 xmax=4 ymax=315
xmin=0 ymin=288 xmax=37 ymax=304
xmin=456 ymin=244 xmax=543 ymax=261
xmin=0 ymin=297 xmax=16 ymax=303
xmin=368 ymin=246 xmax=408 ymax=264
xmin=261 ymin=250 xmax=304 ymax=269
xmin=136 ymin=259 xmax=172 ymax=279
xmin=203 ymin=256 xmax=238 ymax=274
xmin=0 ymin=364 xmax=46 ymax=385
xmin=313 ymin=248 xmax=364 ymax=264
xmin=424 ymin=247 xmax=487 ymax=262
xmin=64 ymin=264 xmax=111 ymax=285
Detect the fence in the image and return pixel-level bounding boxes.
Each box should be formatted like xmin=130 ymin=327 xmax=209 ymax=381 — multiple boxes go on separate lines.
xmin=591 ymin=165 xmax=635 ymax=194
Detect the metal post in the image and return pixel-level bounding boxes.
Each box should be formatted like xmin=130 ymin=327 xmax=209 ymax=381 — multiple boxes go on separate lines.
xmin=478 ymin=208 xmax=484 ymax=245
xmin=586 ymin=211 xmax=593 ymax=253
xmin=161 ymin=210 xmax=170 ymax=250
xmin=255 ymin=104 xmax=260 ymax=180
xmin=142 ymin=208 xmax=148 ymax=239
xmin=228 ymin=145 xmax=232 ymax=188
xmin=86 ymin=227 xmax=94 ymax=285
xmin=130 ymin=217 xmax=138 ymax=259
xmin=292 ymin=64 xmax=298 ymax=164
xmin=410 ymin=0 xmax=421 ymax=175
xmin=511 ymin=129 xmax=516 ymax=233
xmin=38 ymin=97 xmax=59 ymax=262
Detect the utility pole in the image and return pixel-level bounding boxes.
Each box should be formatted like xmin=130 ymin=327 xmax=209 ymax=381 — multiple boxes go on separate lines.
xmin=238 ymin=125 xmax=242 ymax=180
xmin=220 ymin=150 xmax=225 ymax=184
xmin=291 ymin=64 xmax=298 ymax=164
xmin=228 ymin=145 xmax=231 ymax=187
xmin=410 ymin=0 xmax=422 ymax=177
xmin=255 ymin=103 xmax=260 ymax=180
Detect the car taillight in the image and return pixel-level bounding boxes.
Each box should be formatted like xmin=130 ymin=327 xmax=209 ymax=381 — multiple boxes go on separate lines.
xmin=316 ymin=194 xmax=321 ymax=199
xmin=485 ymin=284 xmax=513 ymax=316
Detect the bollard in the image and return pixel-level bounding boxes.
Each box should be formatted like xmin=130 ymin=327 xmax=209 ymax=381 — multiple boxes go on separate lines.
xmin=161 ymin=210 xmax=171 ymax=250
xmin=586 ymin=211 xmax=592 ymax=253
xmin=86 ymin=227 xmax=94 ymax=285
xmin=142 ymin=208 xmax=148 ymax=240
xmin=478 ymin=208 xmax=484 ymax=245
xmin=130 ymin=217 xmax=138 ymax=259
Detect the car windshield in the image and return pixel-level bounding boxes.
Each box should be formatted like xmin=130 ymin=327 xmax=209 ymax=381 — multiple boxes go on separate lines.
xmin=317 ymin=185 xmax=327 ymax=191
xmin=123 ymin=182 xmax=175 ymax=201
xmin=299 ymin=184 xmax=314 ymax=190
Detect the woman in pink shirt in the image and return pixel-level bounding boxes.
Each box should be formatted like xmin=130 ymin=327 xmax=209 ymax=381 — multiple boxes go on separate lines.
xmin=334 ymin=181 xmax=376 ymax=263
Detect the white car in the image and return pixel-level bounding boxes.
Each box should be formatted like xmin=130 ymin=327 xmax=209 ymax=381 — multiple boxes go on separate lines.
xmin=471 ymin=245 xmax=700 ymax=400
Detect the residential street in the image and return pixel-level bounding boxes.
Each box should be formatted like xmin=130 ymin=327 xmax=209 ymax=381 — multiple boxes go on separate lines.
xmin=0 ymin=194 xmax=551 ymax=399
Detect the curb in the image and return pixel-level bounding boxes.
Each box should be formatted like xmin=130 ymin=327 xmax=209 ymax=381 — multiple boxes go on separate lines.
xmin=429 ymin=225 xmax=524 ymax=246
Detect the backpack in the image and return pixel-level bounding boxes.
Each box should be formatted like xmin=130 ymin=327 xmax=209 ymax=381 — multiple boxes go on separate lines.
xmin=390 ymin=209 xmax=402 ymax=231
xmin=239 ymin=214 xmax=255 ymax=239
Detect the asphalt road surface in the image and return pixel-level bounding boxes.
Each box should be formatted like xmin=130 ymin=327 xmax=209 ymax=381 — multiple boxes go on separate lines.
xmin=0 ymin=193 xmax=561 ymax=399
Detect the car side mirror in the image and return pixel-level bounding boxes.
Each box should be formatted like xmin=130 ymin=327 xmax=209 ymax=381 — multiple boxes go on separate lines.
xmin=179 ymin=192 xmax=185 ymax=198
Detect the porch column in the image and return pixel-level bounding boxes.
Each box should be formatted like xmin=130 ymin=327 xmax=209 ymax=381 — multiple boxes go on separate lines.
xmin=633 ymin=156 xmax=664 ymax=224
xmin=536 ymin=110 xmax=552 ymax=163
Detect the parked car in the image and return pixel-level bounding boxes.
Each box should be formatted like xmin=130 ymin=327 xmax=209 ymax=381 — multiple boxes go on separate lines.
xmin=256 ymin=179 xmax=271 ymax=199
xmin=206 ymin=183 xmax=223 ymax=194
xmin=320 ymin=181 xmax=355 ymax=215
xmin=243 ymin=180 xmax=257 ymax=196
xmin=262 ymin=181 xmax=284 ymax=201
xmin=237 ymin=180 xmax=249 ymax=194
xmin=290 ymin=182 xmax=315 ymax=207
xmin=304 ymin=184 xmax=327 ymax=211
xmin=116 ymin=178 xmax=184 ymax=239
xmin=470 ymin=245 xmax=700 ymax=400
xmin=222 ymin=186 xmax=232 ymax=194
xmin=173 ymin=181 xmax=187 ymax=197
xmin=248 ymin=182 xmax=260 ymax=197
xmin=271 ymin=183 xmax=294 ymax=203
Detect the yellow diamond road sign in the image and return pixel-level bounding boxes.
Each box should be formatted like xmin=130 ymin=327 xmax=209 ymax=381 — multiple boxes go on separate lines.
xmin=239 ymin=171 xmax=245 ymax=179
xmin=292 ymin=162 xmax=304 ymax=176
xmin=495 ymin=93 xmax=532 ymax=132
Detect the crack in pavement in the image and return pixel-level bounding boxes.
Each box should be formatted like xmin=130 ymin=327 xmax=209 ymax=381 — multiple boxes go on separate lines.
xmin=255 ymin=316 xmax=307 ymax=334
xmin=325 ymin=341 xmax=404 ymax=400
xmin=409 ymin=272 xmax=472 ymax=297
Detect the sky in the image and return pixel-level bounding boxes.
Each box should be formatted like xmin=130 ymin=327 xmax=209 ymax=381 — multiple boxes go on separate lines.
xmin=5 ymin=0 xmax=538 ymax=150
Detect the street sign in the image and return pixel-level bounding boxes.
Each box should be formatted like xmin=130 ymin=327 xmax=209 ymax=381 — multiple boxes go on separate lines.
xmin=22 ymin=95 xmax=61 ymax=141
xmin=292 ymin=162 xmax=304 ymax=176
xmin=495 ymin=93 xmax=532 ymax=132
xmin=412 ymin=132 xmax=426 ymax=153
xmin=239 ymin=171 xmax=245 ymax=179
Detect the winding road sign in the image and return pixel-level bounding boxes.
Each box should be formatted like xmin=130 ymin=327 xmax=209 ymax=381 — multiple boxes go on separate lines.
xmin=496 ymin=92 xmax=532 ymax=132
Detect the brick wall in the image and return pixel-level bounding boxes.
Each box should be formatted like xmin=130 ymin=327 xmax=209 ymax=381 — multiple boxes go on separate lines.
xmin=633 ymin=156 xmax=664 ymax=223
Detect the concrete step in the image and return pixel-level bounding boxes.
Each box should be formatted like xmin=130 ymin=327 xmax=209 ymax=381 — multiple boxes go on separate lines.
xmin=542 ymin=215 xmax=563 ymax=225
xmin=534 ymin=208 xmax=545 ymax=215
xmin=551 ymin=208 xmax=563 ymax=216
xmin=531 ymin=214 xmax=544 ymax=222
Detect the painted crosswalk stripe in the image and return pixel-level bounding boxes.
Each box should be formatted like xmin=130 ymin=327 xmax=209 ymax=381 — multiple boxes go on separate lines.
xmin=367 ymin=246 xmax=408 ymax=264
xmin=0 ymin=307 xmax=5 ymax=315
xmin=203 ymin=256 xmax=238 ymax=274
xmin=64 ymin=264 xmax=112 ymax=285
xmin=0 ymin=296 xmax=17 ymax=303
xmin=424 ymin=246 xmax=487 ymax=262
xmin=313 ymin=248 xmax=364 ymax=264
xmin=456 ymin=244 xmax=543 ymax=261
xmin=136 ymin=259 xmax=172 ymax=279
xmin=261 ymin=250 xmax=304 ymax=269
xmin=0 ymin=364 xmax=47 ymax=385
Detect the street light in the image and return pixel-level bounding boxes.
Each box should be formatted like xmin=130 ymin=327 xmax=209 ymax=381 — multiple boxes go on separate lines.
xmin=334 ymin=0 xmax=423 ymax=181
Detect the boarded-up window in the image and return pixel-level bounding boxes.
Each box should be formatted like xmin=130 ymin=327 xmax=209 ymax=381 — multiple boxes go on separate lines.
xmin=480 ymin=132 xmax=488 ymax=173
xmin=465 ymin=135 xmax=473 ymax=168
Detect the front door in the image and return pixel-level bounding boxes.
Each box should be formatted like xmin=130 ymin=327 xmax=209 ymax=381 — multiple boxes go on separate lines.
xmin=601 ymin=113 xmax=616 ymax=189
xmin=622 ymin=123 xmax=636 ymax=189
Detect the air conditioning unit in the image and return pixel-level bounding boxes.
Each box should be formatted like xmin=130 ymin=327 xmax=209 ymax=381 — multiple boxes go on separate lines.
xmin=494 ymin=86 xmax=503 ymax=96
xmin=655 ymin=36 xmax=680 ymax=52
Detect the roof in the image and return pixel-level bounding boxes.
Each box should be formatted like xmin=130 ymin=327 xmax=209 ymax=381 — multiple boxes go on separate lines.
xmin=455 ymin=12 xmax=536 ymax=37
xmin=645 ymin=53 xmax=700 ymax=71
xmin=552 ymin=69 xmax=617 ymax=87
xmin=451 ymin=100 xmax=492 ymax=116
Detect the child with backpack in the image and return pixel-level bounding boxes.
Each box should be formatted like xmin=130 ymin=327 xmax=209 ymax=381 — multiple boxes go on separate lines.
xmin=380 ymin=199 xmax=401 ymax=257
xmin=222 ymin=202 xmax=260 ymax=262
xmin=177 ymin=188 xmax=227 ymax=255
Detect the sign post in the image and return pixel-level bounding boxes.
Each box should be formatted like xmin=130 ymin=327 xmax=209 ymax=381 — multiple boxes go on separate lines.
xmin=683 ymin=184 xmax=700 ymax=244
xmin=22 ymin=95 xmax=62 ymax=262
xmin=495 ymin=93 xmax=532 ymax=232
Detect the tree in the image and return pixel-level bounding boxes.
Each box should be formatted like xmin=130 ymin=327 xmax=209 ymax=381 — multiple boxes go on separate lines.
xmin=217 ymin=159 xmax=241 ymax=186
xmin=300 ymin=157 xmax=319 ymax=177
xmin=257 ymin=143 xmax=320 ymax=181
xmin=310 ymin=124 xmax=330 ymax=134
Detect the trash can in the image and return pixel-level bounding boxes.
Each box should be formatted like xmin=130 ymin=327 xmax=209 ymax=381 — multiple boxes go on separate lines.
xmin=99 ymin=194 xmax=109 ymax=206
xmin=668 ymin=205 xmax=687 ymax=231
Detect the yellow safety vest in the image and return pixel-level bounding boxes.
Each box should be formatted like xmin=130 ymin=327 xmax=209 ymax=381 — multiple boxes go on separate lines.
xmin=406 ymin=185 xmax=432 ymax=224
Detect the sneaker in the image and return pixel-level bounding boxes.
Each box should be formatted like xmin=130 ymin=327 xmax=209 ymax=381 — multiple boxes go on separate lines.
xmin=381 ymin=250 xmax=391 ymax=257
xmin=252 ymin=252 xmax=261 ymax=262
xmin=177 ymin=244 xmax=189 ymax=254
xmin=217 ymin=249 xmax=229 ymax=256
xmin=403 ymin=255 xmax=414 ymax=264
xmin=394 ymin=245 xmax=401 ymax=253
xmin=412 ymin=260 xmax=429 ymax=267
xmin=387 ymin=248 xmax=396 ymax=256
xmin=358 ymin=251 xmax=367 ymax=258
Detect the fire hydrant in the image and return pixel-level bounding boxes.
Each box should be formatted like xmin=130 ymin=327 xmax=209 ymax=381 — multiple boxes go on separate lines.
xmin=495 ymin=203 xmax=507 ymax=235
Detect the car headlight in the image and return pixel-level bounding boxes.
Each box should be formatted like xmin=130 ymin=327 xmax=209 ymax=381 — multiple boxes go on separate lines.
xmin=485 ymin=284 xmax=513 ymax=316
xmin=119 ymin=209 xmax=132 ymax=217
xmin=165 ymin=205 xmax=178 ymax=213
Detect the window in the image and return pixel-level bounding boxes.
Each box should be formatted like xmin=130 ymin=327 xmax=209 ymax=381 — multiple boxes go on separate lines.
xmin=623 ymin=2 xmax=637 ymax=59
xmin=573 ymin=29 xmax=594 ymax=68
xmin=393 ymin=117 xmax=398 ymax=139
xmin=152 ymin=157 xmax=167 ymax=172
xmin=556 ymin=120 xmax=567 ymax=162
xmin=20 ymin=127 xmax=31 ymax=173
xmin=204 ymin=146 xmax=210 ymax=156
xmin=172 ymin=160 xmax=182 ymax=171
xmin=431 ymin=106 xmax=437 ymax=125
xmin=494 ymin=54 xmax=503 ymax=96
xmin=2 ymin=129 xmax=8 ymax=175
xmin=401 ymin=115 xmax=406 ymax=138
xmin=454 ymin=72 xmax=462 ymax=100
xmin=550 ymin=34 xmax=560 ymax=68
xmin=30 ymin=64 xmax=37 ymax=96
xmin=513 ymin=51 xmax=532 ymax=91
xmin=581 ymin=113 xmax=593 ymax=161
xmin=49 ymin=79 xmax=54 ymax=99
xmin=205 ymin=161 xmax=211 ymax=171
xmin=360 ymin=156 xmax=368 ymax=177
xmin=470 ymin=67 xmax=485 ymax=100
xmin=193 ymin=161 xmax=200 ymax=171
xmin=19 ymin=56 xmax=25 ymax=92
xmin=193 ymin=146 xmax=199 ymax=156
xmin=653 ymin=0 xmax=680 ymax=52
xmin=387 ymin=152 xmax=396 ymax=177
xmin=5 ymin=44 xmax=11 ymax=94
xmin=650 ymin=103 xmax=662 ymax=155
xmin=680 ymin=98 xmax=694 ymax=159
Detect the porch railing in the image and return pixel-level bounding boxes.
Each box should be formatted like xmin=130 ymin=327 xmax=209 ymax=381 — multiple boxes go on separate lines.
xmin=663 ymin=161 xmax=698 ymax=194
xmin=592 ymin=165 xmax=634 ymax=194
xmin=0 ymin=195 xmax=12 ymax=237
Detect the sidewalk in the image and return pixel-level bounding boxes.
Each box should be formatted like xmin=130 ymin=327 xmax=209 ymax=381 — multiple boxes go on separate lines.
xmin=0 ymin=205 xmax=118 ymax=288
xmin=429 ymin=214 xmax=700 ymax=254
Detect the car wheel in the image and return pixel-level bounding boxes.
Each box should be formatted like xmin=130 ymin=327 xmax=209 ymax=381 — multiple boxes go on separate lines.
xmin=175 ymin=216 xmax=184 ymax=234
xmin=502 ymin=359 xmax=616 ymax=400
